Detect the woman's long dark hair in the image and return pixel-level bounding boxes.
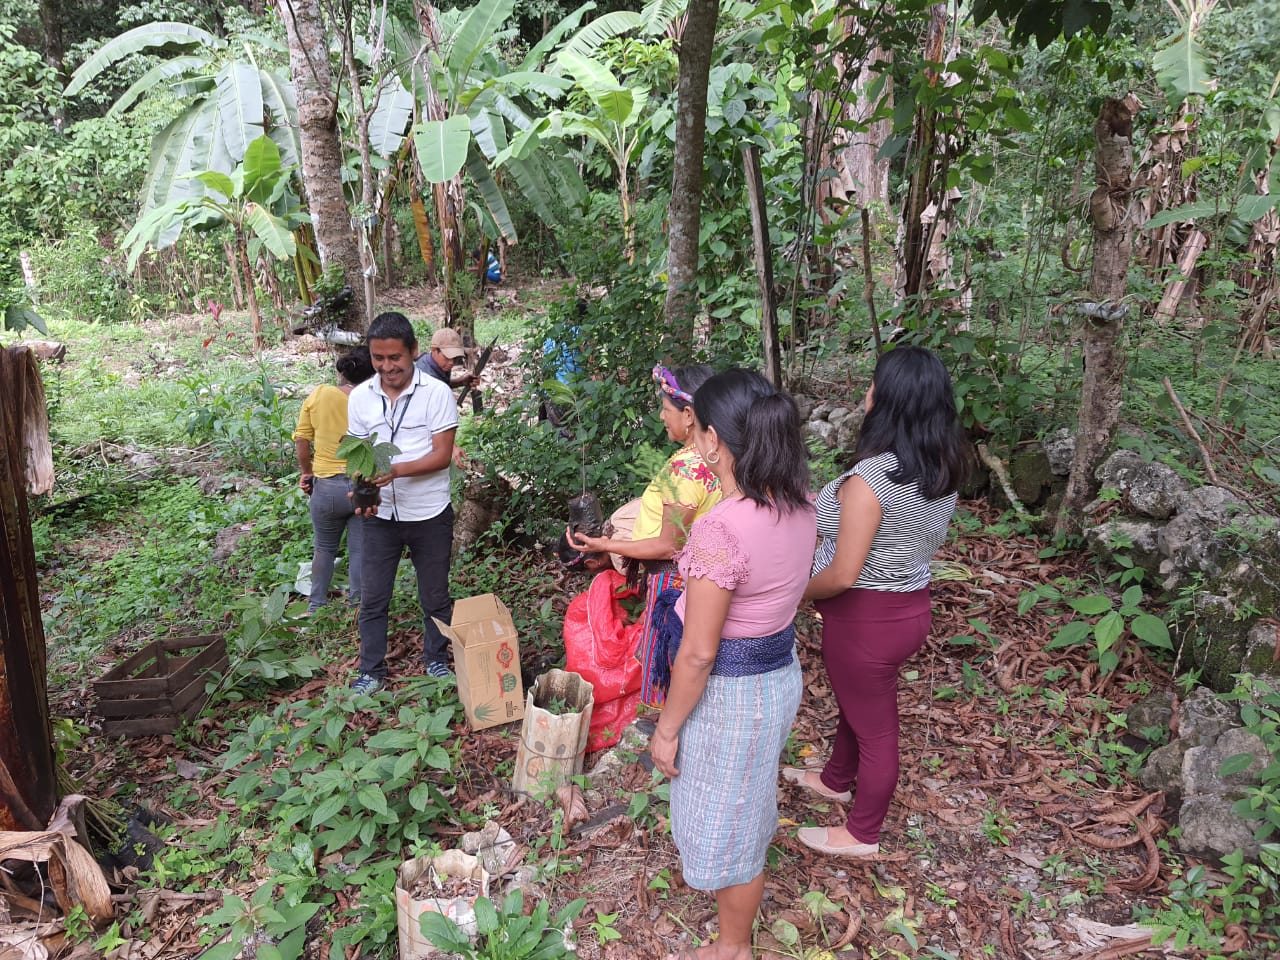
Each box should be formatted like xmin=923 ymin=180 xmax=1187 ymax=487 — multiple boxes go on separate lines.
xmin=693 ymin=369 xmax=810 ymax=511
xmin=853 ymin=346 xmax=967 ymax=499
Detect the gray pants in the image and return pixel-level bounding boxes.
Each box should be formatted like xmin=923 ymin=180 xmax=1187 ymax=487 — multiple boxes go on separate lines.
xmin=309 ymin=475 xmax=362 ymax=611
xmin=358 ymin=506 xmax=454 ymax=678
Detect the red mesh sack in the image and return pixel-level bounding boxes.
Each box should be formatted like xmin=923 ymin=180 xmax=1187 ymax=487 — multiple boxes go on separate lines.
xmin=564 ymin=569 xmax=643 ymax=750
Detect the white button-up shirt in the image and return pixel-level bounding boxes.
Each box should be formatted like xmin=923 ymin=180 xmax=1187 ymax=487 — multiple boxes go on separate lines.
xmin=347 ymin=368 xmax=458 ymax=521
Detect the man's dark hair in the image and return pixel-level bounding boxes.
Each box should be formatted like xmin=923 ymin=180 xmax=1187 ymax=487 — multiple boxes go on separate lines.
xmin=367 ymin=311 xmax=416 ymax=349
xmin=693 ymin=368 xmax=810 ymax=512
xmin=852 ymin=346 xmax=968 ymax=499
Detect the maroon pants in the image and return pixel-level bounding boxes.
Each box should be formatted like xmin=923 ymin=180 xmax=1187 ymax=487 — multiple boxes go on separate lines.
xmin=815 ymin=586 xmax=931 ymax=844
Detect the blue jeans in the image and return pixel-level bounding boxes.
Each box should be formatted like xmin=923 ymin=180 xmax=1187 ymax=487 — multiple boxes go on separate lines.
xmin=309 ymin=475 xmax=362 ymax=611
xmin=358 ymin=506 xmax=454 ymax=678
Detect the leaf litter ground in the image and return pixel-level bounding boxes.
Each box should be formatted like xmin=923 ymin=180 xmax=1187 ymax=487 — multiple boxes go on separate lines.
xmin=46 ymin=499 xmax=1263 ymax=960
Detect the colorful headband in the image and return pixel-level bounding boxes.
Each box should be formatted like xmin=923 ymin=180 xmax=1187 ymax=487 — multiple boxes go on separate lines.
xmin=653 ymin=365 xmax=694 ymax=404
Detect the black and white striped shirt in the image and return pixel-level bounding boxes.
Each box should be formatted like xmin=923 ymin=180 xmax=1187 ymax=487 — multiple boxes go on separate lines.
xmin=811 ymin=452 xmax=957 ymax=592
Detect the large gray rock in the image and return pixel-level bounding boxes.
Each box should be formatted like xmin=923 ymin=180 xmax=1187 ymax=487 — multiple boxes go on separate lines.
xmin=1042 ymin=428 xmax=1075 ymax=476
xmin=1182 ymin=585 xmax=1280 ymax=691
xmin=1159 ymin=486 xmax=1247 ymax=579
xmin=1085 ymin=519 xmax=1164 ymax=575
xmin=1179 ymin=687 xmax=1239 ymax=746
xmin=1139 ymin=740 xmax=1189 ymax=802
xmin=1009 ymin=448 xmax=1055 ymax=507
xmin=1126 ymin=689 xmax=1176 ymax=741
xmin=826 ymin=406 xmax=853 ymax=430
xmin=1178 ymin=793 xmax=1262 ymax=860
xmin=1094 ymin=449 xmax=1190 ymax=520
xmin=837 ymin=408 xmax=864 ymax=450
xmin=804 ymin=419 xmax=837 ymax=446
xmin=1182 ymin=728 xmax=1269 ymax=797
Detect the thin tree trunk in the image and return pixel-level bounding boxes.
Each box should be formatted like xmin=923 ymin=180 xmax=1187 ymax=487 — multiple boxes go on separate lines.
xmin=1057 ymin=95 xmax=1140 ymax=534
xmin=0 ymin=347 xmax=57 ymax=832
xmin=742 ymin=145 xmax=781 ymax=387
xmin=282 ymin=0 xmax=369 ymax=330
xmin=415 ymin=0 xmax=469 ymax=334
xmin=339 ymin=19 xmax=381 ymax=322
xmin=663 ymin=0 xmax=720 ymax=348
xmin=236 ymin=231 xmax=265 ymax=352
xmin=224 ymin=240 xmax=246 ymax=309
xmin=894 ymin=4 xmax=948 ymax=303
xmin=39 ymin=0 xmax=64 ymax=130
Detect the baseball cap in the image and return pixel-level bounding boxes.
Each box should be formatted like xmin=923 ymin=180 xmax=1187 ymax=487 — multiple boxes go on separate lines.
xmin=431 ymin=327 xmax=466 ymax=360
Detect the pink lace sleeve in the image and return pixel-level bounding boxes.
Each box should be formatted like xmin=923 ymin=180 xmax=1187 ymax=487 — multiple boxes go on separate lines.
xmin=676 ymin=517 xmax=750 ymax=590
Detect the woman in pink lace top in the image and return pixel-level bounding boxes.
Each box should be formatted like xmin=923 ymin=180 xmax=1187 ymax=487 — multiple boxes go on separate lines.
xmin=648 ymin=369 xmax=816 ymax=960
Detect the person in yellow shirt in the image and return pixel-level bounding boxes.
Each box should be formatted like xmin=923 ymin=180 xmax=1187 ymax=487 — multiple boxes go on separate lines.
xmin=568 ymin=364 xmax=721 ymax=705
xmin=294 ymin=347 xmax=375 ymax=612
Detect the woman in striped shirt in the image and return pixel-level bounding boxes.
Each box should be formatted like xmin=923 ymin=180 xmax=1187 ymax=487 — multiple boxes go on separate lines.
xmin=786 ymin=346 xmax=967 ymax=858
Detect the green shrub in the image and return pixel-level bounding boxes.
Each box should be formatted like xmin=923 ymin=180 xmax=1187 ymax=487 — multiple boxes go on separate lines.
xmin=220 ymin=683 xmax=459 ymax=865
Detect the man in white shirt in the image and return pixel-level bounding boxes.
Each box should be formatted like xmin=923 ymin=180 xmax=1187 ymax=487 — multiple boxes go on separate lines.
xmin=347 ymin=312 xmax=458 ymax=693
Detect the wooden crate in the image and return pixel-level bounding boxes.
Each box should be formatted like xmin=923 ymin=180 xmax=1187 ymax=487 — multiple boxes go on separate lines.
xmin=92 ymin=635 xmax=227 ymax=737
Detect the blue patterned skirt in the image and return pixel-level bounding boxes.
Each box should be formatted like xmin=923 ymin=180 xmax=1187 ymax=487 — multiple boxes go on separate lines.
xmin=670 ymin=657 xmax=802 ymax=890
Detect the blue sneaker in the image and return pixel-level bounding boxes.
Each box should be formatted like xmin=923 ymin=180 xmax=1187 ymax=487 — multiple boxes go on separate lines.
xmin=351 ymin=673 xmax=383 ymax=694
xmin=425 ymin=661 xmax=454 ymax=680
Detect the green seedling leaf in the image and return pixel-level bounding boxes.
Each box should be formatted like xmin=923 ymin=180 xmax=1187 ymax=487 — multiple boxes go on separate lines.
xmin=1094 ymin=610 xmax=1125 ymax=654
xmin=1219 ymin=752 xmax=1256 ymax=777
xmin=1047 ymin=619 xmax=1092 ymax=650
xmin=1068 ymin=595 xmax=1112 ymax=616
xmin=1129 ymin=613 xmax=1172 ymax=650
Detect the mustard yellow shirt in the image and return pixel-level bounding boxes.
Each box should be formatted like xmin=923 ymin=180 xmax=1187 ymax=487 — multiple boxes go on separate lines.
xmin=631 ymin=447 xmax=722 ymax=542
xmin=293 ymin=384 xmax=350 ymax=478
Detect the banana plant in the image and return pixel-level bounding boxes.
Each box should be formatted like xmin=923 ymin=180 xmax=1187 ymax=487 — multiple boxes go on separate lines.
xmin=123 ymin=136 xmax=307 ymax=351
xmin=496 ymin=49 xmax=650 ymax=260
xmin=64 ymin=22 xmax=299 ymax=218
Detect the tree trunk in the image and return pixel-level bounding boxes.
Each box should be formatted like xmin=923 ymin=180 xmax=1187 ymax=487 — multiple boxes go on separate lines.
xmin=39 ymin=0 xmax=64 ymax=130
xmin=224 ymin=240 xmax=247 ymax=309
xmin=815 ymin=19 xmax=891 ymax=221
xmin=410 ymin=181 xmax=436 ymax=277
xmin=0 ymin=347 xmax=57 ymax=832
xmin=742 ymin=145 xmax=781 ymax=387
xmin=662 ymin=0 xmax=719 ymax=348
xmin=894 ymin=4 xmax=950 ymax=304
xmin=340 ymin=25 xmax=381 ymax=324
xmin=282 ymin=0 xmax=369 ymax=330
xmin=840 ymin=33 xmax=891 ymax=211
xmin=236 ymin=231 xmax=265 ymax=353
xmin=1056 ymin=95 xmax=1140 ymax=534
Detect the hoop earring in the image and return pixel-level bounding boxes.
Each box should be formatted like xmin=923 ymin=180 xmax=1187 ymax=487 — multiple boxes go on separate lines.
xmin=706 ymin=449 xmax=720 ymax=465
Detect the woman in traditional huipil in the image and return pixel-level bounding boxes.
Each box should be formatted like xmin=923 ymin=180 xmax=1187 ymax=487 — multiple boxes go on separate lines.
xmin=567 ymin=364 xmax=720 ymax=706
xmin=648 ymin=369 xmax=816 ymax=960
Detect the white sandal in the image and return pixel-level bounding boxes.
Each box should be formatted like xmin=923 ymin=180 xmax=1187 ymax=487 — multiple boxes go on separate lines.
xmin=780 ymin=766 xmax=852 ymax=802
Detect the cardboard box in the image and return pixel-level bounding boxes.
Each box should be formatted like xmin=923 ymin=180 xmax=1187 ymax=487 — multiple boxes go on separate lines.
xmin=433 ymin=595 xmax=524 ymax=730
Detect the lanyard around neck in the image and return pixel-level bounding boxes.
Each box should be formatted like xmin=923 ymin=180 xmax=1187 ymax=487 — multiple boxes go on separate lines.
xmin=379 ymin=386 xmax=414 ymax=445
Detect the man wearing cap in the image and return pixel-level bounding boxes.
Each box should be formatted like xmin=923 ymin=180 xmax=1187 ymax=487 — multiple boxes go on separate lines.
xmin=416 ymin=327 xmax=476 ymax=468
xmin=417 ymin=327 xmax=478 ymax=392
